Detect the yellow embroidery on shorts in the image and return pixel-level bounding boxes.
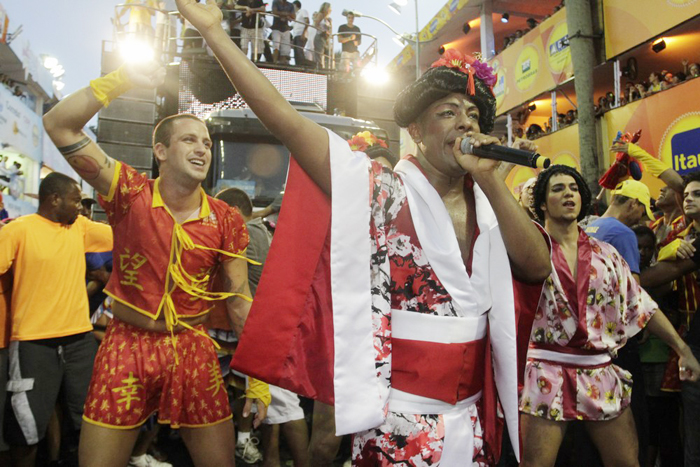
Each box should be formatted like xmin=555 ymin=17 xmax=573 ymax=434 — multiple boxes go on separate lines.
xmin=206 ymin=361 xmax=224 ymax=396
xmin=112 ymin=372 xmax=144 ymax=410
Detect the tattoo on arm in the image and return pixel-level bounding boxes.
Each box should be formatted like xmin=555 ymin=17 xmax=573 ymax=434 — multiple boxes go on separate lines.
xmin=58 ymin=137 xmax=91 ymax=155
xmin=63 ymin=139 xmax=114 ymax=181
xmin=66 ymin=155 xmax=103 ymax=181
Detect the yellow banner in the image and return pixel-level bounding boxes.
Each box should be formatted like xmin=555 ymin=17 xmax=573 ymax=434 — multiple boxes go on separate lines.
xmin=388 ymin=0 xmax=473 ymax=72
xmin=604 ymin=0 xmax=700 ymax=59
xmin=489 ymin=7 xmax=573 ymax=116
xmin=506 ymin=124 xmax=581 ymax=193
xmin=603 ymin=77 xmax=700 ymax=197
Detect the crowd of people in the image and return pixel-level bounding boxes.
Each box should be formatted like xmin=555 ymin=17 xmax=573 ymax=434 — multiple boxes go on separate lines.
xmin=519 ymin=56 xmax=700 ymax=142
xmin=499 ymin=1 xmax=564 ymax=54
xmin=122 ymin=0 xmax=363 ymax=72
xmin=0 ymin=74 xmax=26 ymax=101
xmin=621 ymin=60 xmax=700 ymax=105
xmin=2 ymin=1 xmax=700 ymax=467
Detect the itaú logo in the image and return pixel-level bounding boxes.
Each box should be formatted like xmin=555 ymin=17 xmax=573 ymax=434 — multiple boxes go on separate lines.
xmin=671 ymin=128 xmax=700 ymax=173
xmin=660 ymin=112 xmax=700 ymax=175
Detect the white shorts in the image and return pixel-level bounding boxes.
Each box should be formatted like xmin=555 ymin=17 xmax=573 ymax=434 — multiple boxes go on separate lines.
xmin=241 ymin=27 xmax=264 ymax=56
xmin=263 ymin=384 xmax=304 ymax=425
xmin=271 ymin=30 xmax=292 ymax=55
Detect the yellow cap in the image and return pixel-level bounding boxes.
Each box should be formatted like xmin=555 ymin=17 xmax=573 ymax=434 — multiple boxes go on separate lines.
xmin=611 ymin=180 xmax=654 ymax=220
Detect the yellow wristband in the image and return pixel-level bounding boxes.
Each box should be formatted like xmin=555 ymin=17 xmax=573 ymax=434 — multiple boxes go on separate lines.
xmin=628 ymin=143 xmax=671 ymax=177
xmin=245 ymin=377 xmax=271 ymax=407
xmin=89 ymin=65 xmax=133 ymax=108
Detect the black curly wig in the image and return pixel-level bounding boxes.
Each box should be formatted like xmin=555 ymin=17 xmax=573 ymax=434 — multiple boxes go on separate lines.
xmin=533 ymin=164 xmax=591 ymax=222
xmin=393 ymin=66 xmax=496 ymax=133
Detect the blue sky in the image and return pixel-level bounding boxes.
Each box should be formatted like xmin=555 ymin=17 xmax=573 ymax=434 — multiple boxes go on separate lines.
xmin=6 ymin=0 xmax=444 ymax=96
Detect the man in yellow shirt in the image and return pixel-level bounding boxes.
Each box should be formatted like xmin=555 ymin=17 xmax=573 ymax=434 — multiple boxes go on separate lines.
xmin=0 ymin=172 xmax=112 ymax=467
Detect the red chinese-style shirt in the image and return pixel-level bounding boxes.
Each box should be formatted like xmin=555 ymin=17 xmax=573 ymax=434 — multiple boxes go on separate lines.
xmin=99 ymin=162 xmax=249 ymax=324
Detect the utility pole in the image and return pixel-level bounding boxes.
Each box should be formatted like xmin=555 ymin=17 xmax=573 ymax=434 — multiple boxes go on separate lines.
xmin=566 ymin=0 xmax=599 ymax=194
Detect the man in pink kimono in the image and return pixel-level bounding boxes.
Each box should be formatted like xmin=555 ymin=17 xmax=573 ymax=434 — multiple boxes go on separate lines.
xmin=177 ymin=1 xmax=553 ymax=465
xmin=519 ymin=164 xmax=700 ymax=467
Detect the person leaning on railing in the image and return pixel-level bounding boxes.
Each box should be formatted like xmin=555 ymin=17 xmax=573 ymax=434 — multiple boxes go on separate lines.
xmin=291 ymin=1 xmax=309 ymax=66
xmin=237 ymin=0 xmax=266 ymax=61
xmin=313 ymin=2 xmax=332 ymax=68
xmin=337 ymin=11 xmax=360 ymax=73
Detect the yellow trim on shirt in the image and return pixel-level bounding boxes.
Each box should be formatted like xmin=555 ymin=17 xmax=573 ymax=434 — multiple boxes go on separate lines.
xmin=151 ymin=178 xmax=211 ymax=220
xmin=103 ymin=161 xmax=122 ymax=203
xmin=104 ymin=290 xmax=159 ymax=320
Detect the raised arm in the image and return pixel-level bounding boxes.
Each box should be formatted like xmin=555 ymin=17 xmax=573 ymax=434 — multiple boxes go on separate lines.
xmin=612 ymin=141 xmax=684 ymax=194
xmin=43 ymin=64 xmax=165 ymax=196
xmin=454 ymin=136 xmax=551 ymax=283
xmin=177 ymin=0 xmax=331 ymax=193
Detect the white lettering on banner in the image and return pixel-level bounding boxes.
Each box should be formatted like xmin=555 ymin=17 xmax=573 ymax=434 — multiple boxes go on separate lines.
xmin=0 ymin=84 xmax=42 ymax=162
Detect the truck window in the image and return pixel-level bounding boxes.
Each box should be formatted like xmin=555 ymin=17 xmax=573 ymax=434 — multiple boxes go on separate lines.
xmin=211 ymin=139 xmax=289 ymax=206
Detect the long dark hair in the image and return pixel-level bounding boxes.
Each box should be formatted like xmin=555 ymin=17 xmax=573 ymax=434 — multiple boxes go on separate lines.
xmin=533 ymin=165 xmax=591 ymax=222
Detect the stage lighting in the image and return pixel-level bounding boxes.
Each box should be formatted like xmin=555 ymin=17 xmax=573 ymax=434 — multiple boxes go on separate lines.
xmin=361 ymin=64 xmax=389 ymax=85
xmin=501 ymin=13 xmax=509 ymax=23
xmin=42 ymin=55 xmax=59 ymax=69
xmin=463 ymin=22 xmax=471 ymax=34
xmin=388 ymin=2 xmax=401 ymax=15
xmin=119 ymin=37 xmax=155 ymax=63
xmin=438 ymin=45 xmax=445 ymax=55
xmin=652 ymin=38 xmax=666 ymax=53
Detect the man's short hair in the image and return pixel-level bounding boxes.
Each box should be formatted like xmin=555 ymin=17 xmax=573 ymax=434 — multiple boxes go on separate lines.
xmin=39 ymin=172 xmax=79 ymax=205
xmin=683 ymin=171 xmax=700 ymax=189
xmin=152 ymin=114 xmax=205 ymax=148
xmin=215 ymin=188 xmax=253 ymax=217
xmin=611 ymin=194 xmax=632 ymax=205
xmin=532 ymin=164 xmax=591 ymax=222
xmin=293 ymin=1 xmax=301 ymax=7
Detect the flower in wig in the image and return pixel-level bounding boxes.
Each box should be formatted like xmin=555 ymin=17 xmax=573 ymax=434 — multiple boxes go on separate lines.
xmin=393 ymin=49 xmax=497 ymax=132
xmin=347 ymin=131 xmax=397 ymax=167
xmin=347 ymin=131 xmax=389 ymax=152
xmin=430 ymin=49 xmax=497 ymax=96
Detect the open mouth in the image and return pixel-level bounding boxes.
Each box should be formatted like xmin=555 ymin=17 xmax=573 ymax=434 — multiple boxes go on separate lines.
xmin=189 ymin=159 xmax=206 ymax=167
xmin=563 ymin=200 xmax=576 ymax=208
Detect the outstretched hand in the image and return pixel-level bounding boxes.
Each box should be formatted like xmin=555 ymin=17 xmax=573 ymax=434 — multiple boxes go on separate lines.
xmin=176 ymin=0 xmax=223 ymax=34
xmin=511 ymin=137 xmax=537 ymax=153
xmin=124 ymin=61 xmax=166 ymax=89
xmin=610 ymin=141 xmax=629 ymax=154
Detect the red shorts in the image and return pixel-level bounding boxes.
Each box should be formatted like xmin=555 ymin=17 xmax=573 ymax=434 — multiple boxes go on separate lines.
xmin=83 ymin=318 xmax=231 ymax=429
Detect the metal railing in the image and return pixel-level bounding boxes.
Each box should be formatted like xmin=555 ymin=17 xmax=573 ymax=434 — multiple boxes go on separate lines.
xmin=332 ymin=31 xmax=378 ymax=73
xmin=112 ymin=3 xmax=378 ymax=74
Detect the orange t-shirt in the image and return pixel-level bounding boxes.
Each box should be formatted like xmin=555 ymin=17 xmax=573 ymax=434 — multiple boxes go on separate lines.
xmin=0 ymin=214 xmax=113 ymax=340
